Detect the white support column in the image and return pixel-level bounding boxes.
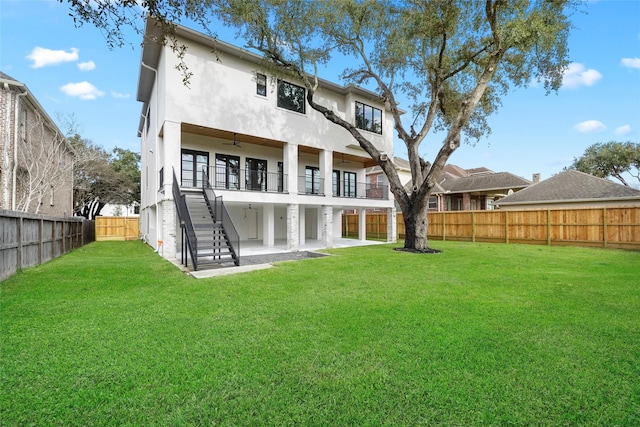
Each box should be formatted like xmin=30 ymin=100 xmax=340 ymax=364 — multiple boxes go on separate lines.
xmin=359 ymin=208 xmax=367 ymax=241
xmin=322 ymin=205 xmax=333 ymax=248
xmin=387 ymin=207 xmax=397 ymax=243
xmin=287 ymin=203 xmax=299 ymax=251
xmin=160 ymin=199 xmax=177 ymax=260
xmin=317 ymin=207 xmax=323 ymax=241
xmin=284 ymin=142 xmax=298 ymax=195
xmin=163 ymin=120 xmax=181 ymax=189
xmin=299 ymin=206 xmax=306 ymax=246
xmin=162 ymin=120 xmax=181 ymax=258
xmin=319 ymin=149 xmax=333 ymax=198
xmin=333 ymin=208 xmax=343 ymax=239
xmin=263 ymin=204 xmax=275 ymax=247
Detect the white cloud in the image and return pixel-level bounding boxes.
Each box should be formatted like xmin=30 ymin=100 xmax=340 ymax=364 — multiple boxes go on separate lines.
xmin=26 ymin=47 xmax=79 ymax=68
xmin=562 ymin=63 xmax=602 ymax=88
xmin=111 ymin=91 xmax=130 ymax=99
xmin=621 ymin=57 xmax=640 ymax=69
xmin=573 ymin=120 xmax=606 ymax=133
xmin=60 ymin=81 xmax=104 ymax=100
xmin=615 ymin=124 xmax=632 ymax=135
xmin=77 ymin=60 xmax=96 ymax=71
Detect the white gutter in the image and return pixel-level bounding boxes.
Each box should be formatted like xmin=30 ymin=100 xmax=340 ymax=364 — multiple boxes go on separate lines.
xmin=140 ymin=61 xmax=158 ymax=246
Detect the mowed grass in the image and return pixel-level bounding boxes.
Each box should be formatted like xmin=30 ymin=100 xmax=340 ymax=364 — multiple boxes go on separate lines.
xmin=1 ymin=240 xmax=639 ymax=426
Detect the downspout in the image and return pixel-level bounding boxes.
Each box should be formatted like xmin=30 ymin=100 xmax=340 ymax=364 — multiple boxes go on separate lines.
xmin=12 ymin=88 xmax=28 ymax=210
xmin=140 ymin=61 xmax=158 ymax=248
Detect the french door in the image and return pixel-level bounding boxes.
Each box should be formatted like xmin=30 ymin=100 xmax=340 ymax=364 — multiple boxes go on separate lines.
xmin=215 ymin=154 xmax=240 ymax=190
xmin=181 ymin=149 xmax=209 ymax=187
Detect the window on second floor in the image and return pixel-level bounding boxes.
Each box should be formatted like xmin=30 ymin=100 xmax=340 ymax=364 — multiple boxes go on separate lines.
xmin=355 ymin=101 xmax=382 ymax=134
xmin=305 ymin=166 xmax=320 ymax=195
xmin=182 ymin=149 xmax=209 ymax=188
xmin=333 ymin=170 xmax=341 ymax=197
xmin=344 ymin=171 xmax=356 ymax=198
xmin=277 ymin=80 xmax=306 ymax=114
xmin=256 ymin=73 xmax=267 ymax=96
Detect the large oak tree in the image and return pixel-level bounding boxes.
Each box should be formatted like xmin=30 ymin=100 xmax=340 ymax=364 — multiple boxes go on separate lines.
xmin=570 ymin=141 xmax=640 ymax=187
xmin=64 ymin=0 xmax=575 ymax=251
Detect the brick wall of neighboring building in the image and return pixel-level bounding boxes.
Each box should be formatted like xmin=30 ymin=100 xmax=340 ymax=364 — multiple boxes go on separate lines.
xmin=0 ymin=75 xmax=74 ymax=217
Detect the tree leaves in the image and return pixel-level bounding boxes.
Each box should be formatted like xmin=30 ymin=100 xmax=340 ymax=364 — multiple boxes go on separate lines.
xmin=570 ymin=141 xmax=640 ymax=187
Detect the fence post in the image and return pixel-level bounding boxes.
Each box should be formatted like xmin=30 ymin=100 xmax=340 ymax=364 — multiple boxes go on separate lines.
xmin=471 ymin=211 xmax=476 ymax=243
xmin=546 ymin=209 xmax=551 ymax=246
xmin=17 ymin=216 xmax=23 ymax=270
xmin=39 ymin=218 xmax=43 ymax=264
xmin=442 ymin=212 xmax=446 ymax=241
xmin=603 ymin=207 xmax=608 ymax=249
xmin=505 ymin=211 xmax=509 ymax=244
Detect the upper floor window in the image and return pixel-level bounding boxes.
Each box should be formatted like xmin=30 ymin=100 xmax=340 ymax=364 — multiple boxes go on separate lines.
xmin=355 ymin=101 xmax=382 ymax=134
xmin=277 ymin=80 xmax=306 ymax=114
xmin=182 ymin=149 xmax=209 ymax=188
xmin=344 ymin=171 xmax=356 ymax=198
xmin=256 ymin=73 xmax=267 ymax=96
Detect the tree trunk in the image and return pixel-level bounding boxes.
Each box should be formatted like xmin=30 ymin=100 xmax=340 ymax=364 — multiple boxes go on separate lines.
xmin=401 ymin=197 xmax=439 ymax=253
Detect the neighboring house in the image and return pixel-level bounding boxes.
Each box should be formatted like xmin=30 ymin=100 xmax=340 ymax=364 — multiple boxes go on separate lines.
xmin=433 ymin=164 xmax=532 ymax=211
xmin=136 ymin=18 xmax=396 ymax=267
xmin=0 ymin=72 xmax=74 ymax=217
xmin=361 ymin=156 xmax=412 ymax=213
xmin=366 ymin=161 xmax=532 ymax=212
xmin=100 ymin=203 xmax=140 ymax=217
xmin=494 ymin=169 xmax=640 ymax=210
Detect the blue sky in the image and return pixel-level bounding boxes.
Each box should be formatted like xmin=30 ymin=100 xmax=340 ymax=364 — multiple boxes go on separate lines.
xmin=1 ymin=0 xmax=639 ymax=184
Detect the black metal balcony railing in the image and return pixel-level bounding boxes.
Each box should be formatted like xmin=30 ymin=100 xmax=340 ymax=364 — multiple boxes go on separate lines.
xmin=182 ymin=167 xmax=388 ymax=200
xmin=298 ymin=176 xmax=325 ymax=196
xmin=332 ymin=182 xmax=389 ymax=200
xmin=193 ymin=166 xmax=288 ymax=193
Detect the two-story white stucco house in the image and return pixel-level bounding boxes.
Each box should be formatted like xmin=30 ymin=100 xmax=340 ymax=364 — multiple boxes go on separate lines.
xmin=137 ymin=18 xmax=396 ymax=269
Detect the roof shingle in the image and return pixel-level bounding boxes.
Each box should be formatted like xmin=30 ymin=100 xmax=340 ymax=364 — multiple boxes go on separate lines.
xmin=496 ymin=170 xmax=640 ymax=205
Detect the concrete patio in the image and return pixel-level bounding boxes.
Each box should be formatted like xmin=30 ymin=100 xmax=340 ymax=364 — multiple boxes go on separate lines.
xmin=174 ymin=238 xmax=389 ymax=279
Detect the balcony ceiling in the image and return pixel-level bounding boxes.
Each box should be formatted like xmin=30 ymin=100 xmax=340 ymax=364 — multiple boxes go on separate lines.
xmin=181 ymin=122 xmax=377 ymax=167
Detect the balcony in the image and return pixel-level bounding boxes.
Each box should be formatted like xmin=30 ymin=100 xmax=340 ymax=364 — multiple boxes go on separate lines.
xmin=185 ymin=166 xmax=388 ymax=200
xmin=187 ymin=166 xmax=288 ymax=193
xmin=332 ymin=182 xmax=388 ymax=200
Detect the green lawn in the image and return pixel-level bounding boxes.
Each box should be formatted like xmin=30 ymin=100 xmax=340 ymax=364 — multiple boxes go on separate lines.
xmin=2 ymin=240 xmax=639 ymax=426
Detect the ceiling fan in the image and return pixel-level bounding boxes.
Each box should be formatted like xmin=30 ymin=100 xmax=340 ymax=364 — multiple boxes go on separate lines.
xmin=223 ymin=133 xmax=242 ymax=148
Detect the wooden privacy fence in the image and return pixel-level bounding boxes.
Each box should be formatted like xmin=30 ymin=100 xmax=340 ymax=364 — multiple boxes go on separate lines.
xmin=95 ymin=216 xmax=140 ymax=241
xmin=342 ymin=212 xmax=388 ymax=239
xmin=0 ymin=210 xmax=95 ymax=281
xmin=343 ymin=206 xmax=640 ymax=250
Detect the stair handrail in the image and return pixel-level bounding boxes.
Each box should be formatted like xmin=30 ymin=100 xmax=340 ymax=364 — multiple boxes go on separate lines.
xmin=172 ymin=168 xmax=199 ymax=270
xmin=203 ymin=167 xmax=240 ymax=266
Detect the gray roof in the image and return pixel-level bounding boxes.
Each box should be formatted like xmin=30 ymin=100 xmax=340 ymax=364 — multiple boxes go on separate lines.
xmin=437 ymin=171 xmax=531 ymax=194
xmin=495 ymin=169 xmax=640 ymax=205
xmin=0 ymin=71 xmax=19 ymax=83
xmin=0 ymin=72 xmax=67 ymax=148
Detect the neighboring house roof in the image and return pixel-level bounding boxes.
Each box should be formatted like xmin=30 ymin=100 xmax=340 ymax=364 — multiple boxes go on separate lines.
xmin=0 ymin=72 xmax=68 ymax=150
xmin=366 ymin=158 xmax=531 ymax=195
xmin=437 ymin=171 xmax=531 ymax=194
xmin=495 ymin=169 xmax=640 ymax=206
xmin=366 ymin=156 xmax=410 ymax=175
xmin=392 ymin=157 xmax=411 ymax=171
